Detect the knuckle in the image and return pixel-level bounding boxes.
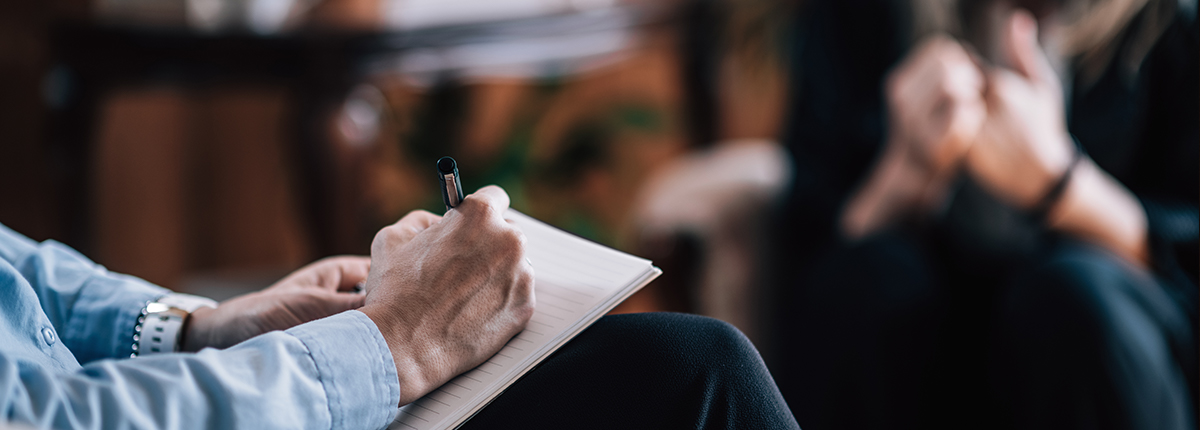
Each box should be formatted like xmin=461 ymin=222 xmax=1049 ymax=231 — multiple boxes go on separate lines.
xmin=511 ymin=262 xmax=534 ymax=289
xmin=371 ymin=228 xmax=390 ymax=248
xmin=374 ymin=225 xmax=402 ymax=244
xmin=458 ymin=197 xmax=494 ymax=219
xmin=497 ymin=228 xmax=525 ymax=253
xmin=515 ymin=283 xmax=535 ymax=320
xmin=518 ymin=301 xmax=535 ymax=323
xmin=478 ymin=184 xmax=500 ymax=194
xmin=518 ymin=260 xmax=535 ymax=282
xmin=406 ymin=209 xmax=435 ymax=223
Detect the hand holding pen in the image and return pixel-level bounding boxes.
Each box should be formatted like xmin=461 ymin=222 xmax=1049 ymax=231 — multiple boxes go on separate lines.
xmin=361 ymin=179 xmax=534 ymax=405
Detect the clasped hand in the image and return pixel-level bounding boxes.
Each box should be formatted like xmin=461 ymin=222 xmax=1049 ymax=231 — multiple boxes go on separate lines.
xmin=876 ymin=9 xmax=1074 ymax=221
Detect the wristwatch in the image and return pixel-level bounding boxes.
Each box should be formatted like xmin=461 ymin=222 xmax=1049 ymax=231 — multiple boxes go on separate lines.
xmin=131 ymin=293 xmax=218 ymax=358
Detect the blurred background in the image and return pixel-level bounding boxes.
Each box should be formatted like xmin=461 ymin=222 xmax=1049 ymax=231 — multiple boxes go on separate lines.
xmin=0 ymin=0 xmax=792 ymax=326
xmin=0 ymin=0 xmax=1195 ymax=428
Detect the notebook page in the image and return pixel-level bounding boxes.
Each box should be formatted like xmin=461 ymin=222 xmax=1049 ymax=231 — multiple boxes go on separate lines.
xmin=390 ymin=210 xmax=660 ymax=430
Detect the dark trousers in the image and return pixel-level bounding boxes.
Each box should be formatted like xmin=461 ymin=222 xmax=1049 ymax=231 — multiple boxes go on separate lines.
xmin=991 ymin=242 xmax=1196 ymax=430
xmin=775 ymin=232 xmax=1196 ymax=430
xmin=463 ymin=313 xmax=800 ymax=430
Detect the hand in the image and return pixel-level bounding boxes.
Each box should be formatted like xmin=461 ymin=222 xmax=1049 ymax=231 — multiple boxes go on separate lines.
xmin=182 ymin=256 xmax=371 ymax=351
xmin=886 ymin=35 xmax=987 ymax=176
xmin=965 ymin=9 xmax=1149 ymax=266
xmin=966 ymin=9 xmax=1075 ymax=209
xmin=360 ymin=186 xmax=535 ymax=406
xmin=841 ymin=36 xmax=986 ymax=239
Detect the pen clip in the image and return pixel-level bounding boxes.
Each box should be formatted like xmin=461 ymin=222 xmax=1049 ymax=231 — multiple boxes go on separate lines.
xmin=443 ymin=173 xmax=462 ymax=208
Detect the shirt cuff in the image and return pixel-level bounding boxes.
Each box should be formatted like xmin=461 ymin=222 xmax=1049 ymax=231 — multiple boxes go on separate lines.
xmin=64 ymin=267 xmax=168 ymax=363
xmin=286 ymin=310 xmax=400 ymax=430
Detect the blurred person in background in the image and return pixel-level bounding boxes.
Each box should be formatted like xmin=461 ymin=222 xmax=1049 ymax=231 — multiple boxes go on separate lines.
xmin=772 ymin=0 xmax=1196 ymax=428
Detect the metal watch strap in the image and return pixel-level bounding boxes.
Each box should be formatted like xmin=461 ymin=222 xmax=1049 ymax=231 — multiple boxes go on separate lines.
xmin=132 ymin=293 xmax=218 ymax=357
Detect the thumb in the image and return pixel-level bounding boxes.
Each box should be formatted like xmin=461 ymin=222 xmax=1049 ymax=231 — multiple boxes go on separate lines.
xmin=1004 ymin=9 xmax=1055 ymax=85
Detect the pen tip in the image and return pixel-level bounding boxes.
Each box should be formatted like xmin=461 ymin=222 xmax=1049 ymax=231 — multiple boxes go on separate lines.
xmin=437 ymin=156 xmax=456 ymax=174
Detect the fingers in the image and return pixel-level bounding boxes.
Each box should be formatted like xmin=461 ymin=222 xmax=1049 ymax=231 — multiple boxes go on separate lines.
xmin=460 ymin=185 xmax=511 ymax=219
xmin=323 ymin=291 xmax=367 ymax=314
xmin=944 ymin=52 xmax=986 ymax=99
xmin=893 ymin=37 xmax=980 ymax=113
xmin=1003 ymin=9 xmax=1056 ymax=87
xmin=391 ymin=209 xmax=442 ymax=229
xmin=891 ymin=36 xmax=982 ymax=120
xmin=390 ymin=210 xmax=443 ymax=244
xmin=314 ymin=256 xmax=372 ymax=291
xmin=936 ymin=53 xmax=987 ymax=152
xmin=945 ymin=55 xmax=987 ymax=115
xmin=888 ymin=35 xmax=986 ymax=169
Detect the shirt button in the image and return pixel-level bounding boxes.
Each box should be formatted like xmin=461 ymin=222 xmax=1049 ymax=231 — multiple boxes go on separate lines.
xmin=41 ymin=327 xmax=56 ymax=346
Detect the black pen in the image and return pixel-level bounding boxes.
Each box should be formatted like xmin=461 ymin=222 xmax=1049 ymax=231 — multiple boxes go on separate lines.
xmin=437 ymin=156 xmax=464 ymax=212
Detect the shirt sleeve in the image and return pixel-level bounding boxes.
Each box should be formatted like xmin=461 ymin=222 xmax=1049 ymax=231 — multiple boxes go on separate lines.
xmin=0 ymin=223 xmax=168 ymax=364
xmin=2 ymin=310 xmax=401 ymax=430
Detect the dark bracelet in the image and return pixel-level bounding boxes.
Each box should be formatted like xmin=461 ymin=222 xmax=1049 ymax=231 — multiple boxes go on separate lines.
xmin=1028 ymin=138 xmax=1085 ymax=224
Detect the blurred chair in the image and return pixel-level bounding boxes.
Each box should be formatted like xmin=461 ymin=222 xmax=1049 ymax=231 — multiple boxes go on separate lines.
xmin=632 ymin=139 xmax=791 ymax=347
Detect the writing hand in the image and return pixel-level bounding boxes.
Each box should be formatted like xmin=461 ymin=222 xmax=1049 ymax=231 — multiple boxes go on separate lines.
xmin=361 ymin=186 xmax=535 ymax=406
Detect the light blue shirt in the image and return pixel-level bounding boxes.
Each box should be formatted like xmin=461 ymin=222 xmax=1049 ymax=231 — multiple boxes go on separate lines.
xmin=0 ymin=223 xmax=401 ymax=429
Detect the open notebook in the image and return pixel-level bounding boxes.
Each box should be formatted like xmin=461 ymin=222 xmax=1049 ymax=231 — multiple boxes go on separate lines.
xmin=389 ymin=210 xmax=662 ymax=430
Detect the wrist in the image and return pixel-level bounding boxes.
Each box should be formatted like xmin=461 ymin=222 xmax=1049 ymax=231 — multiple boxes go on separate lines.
xmin=361 ymin=305 xmax=430 ymax=406
xmin=180 ymin=306 xmax=215 ymax=352
xmin=359 ymin=306 xmax=405 ymax=376
xmin=1045 ymin=157 xmax=1088 ymax=226
xmin=1028 ymin=140 xmax=1083 ymax=221
xmin=891 ymin=142 xmax=947 ymax=213
xmin=842 ymin=142 xmax=919 ymax=238
xmin=1025 ymin=133 xmax=1079 ymax=208
xmin=1045 ymin=157 xmax=1150 ymax=266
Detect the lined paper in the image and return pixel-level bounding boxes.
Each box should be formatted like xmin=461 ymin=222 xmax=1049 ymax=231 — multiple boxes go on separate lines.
xmin=389 ymin=210 xmax=661 ymax=430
